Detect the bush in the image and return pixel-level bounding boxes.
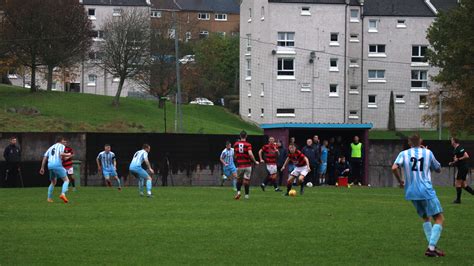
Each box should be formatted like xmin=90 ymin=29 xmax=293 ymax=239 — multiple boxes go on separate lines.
xmin=228 ymin=99 xmax=239 ymax=114
xmin=223 ymin=95 xmax=239 ymax=106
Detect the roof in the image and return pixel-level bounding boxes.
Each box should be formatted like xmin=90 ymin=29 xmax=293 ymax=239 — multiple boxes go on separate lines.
xmin=82 ymin=0 xmax=150 ymax=6
xmin=363 ymin=0 xmax=458 ymax=17
xmin=261 ymin=123 xmax=373 ymax=129
xmin=269 ymin=0 xmax=360 ymax=4
xmin=151 ymin=0 xmax=240 ymax=14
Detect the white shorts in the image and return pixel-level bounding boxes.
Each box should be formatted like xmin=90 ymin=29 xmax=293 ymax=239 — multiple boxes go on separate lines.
xmin=291 ymin=166 xmax=309 ymax=177
xmin=237 ymin=167 xmax=252 ymax=180
xmin=66 ymin=168 xmax=74 ymax=175
xmin=266 ymin=164 xmax=277 ymax=175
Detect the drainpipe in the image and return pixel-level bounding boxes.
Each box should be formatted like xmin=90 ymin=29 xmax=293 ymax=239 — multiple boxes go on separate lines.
xmin=343 ymin=1 xmax=348 ymax=123
xmin=360 ymin=2 xmax=365 ymax=123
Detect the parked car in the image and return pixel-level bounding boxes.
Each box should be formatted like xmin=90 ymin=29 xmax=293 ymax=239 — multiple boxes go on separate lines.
xmin=179 ymin=55 xmax=195 ymax=64
xmin=189 ymin=98 xmax=214 ymax=105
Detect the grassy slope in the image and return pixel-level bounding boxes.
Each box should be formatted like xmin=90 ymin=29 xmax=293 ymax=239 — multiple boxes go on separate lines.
xmin=0 ymin=186 xmax=473 ymax=265
xmin=0 ymin=85 xmax=262 ymax=134
xmin=369 ymin=129 xmax=474 ymax=140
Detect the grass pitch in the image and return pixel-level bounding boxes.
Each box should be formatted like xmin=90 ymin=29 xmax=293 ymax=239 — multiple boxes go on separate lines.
xmin=0 ymin=186 xmax=473 ymax=265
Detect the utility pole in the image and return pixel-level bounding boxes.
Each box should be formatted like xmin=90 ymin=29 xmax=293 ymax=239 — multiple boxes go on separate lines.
xmin=438 ymin=90 xmax=443 ymax=140
xmin=173 ymin=11 xmax=183 ymax=133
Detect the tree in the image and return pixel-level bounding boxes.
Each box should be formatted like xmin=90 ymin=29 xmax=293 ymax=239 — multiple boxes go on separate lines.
xmin=98 ymin=8 xmax=151 ymax=107
xmin=425 ymin=1 xmax=474 ymax=134
xmin=388 ymin=91 xmax=396 ymax=131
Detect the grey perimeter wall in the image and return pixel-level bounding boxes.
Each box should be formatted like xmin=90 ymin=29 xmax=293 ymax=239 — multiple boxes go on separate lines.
xmin=0 ymin=133 xmax=472 ymax=188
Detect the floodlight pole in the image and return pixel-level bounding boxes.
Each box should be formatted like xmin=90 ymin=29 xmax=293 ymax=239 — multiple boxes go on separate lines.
xmin=438 ymin=90 xmax=443 ymax=140
xmin=173 ymin=11 xmax=183 ymax=133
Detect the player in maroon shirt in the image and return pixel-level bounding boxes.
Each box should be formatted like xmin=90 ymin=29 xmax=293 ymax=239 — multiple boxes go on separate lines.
xmin=281 ymin=143 xmax=310 ymax=196
xmin=233 ymin=130 xmax=259 ymax=200
xmin=258 ymin=136 xmax=281 ymax=192
xmin=62 ymin=140 xmax=76 ymax=191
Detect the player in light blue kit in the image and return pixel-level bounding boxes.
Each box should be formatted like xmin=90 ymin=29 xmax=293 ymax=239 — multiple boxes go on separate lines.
xmin=391 ymin=134 xmax=445 ymax=257
xmin=220 ymin=141 xmax=237 ymax=191
xmin=129 ymin=144 xmax=154 ymax=197
xmin=39 ymin=136 xmax=72 ymax=203
xmin=97 ymin=144 xmax=121 ymax=191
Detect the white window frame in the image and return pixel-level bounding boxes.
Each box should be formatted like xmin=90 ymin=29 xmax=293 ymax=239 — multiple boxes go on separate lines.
xmin=329 ymin=58 xmax=339 ymax=72
xmin=368 ymin=19 xmax=378 ymax=32
xmin=87 ymin=74 xmax=97 ymax=86
xmin=246 ymin=34 xmax=252 ymax=53
xmin=349 ymin=85 xmax=359 ymax=94
xmin=368 ymin=44 xmax=386 ymax=57
xmin=168 ymin=29 xmax=176 ymax=39
xmin=113 ymin=8 xmax=122 ymax=17
xmin=112 ymin=76 xmax=120 ymax=83
xmin=301 ymin=83 xmax=311 ymax=92
xmin=92 ymin=30 xmax=105 ymax=41
xmin=261 ymin=6 xmax=265 ymax=20
xmin=395 ymin=94 xmax=405 ymax=104
xmin=214 ymin=13 xmax=228 ymax=21
xmin=368 ymin=95 xmax=377 ymax=108
xmin=88 ymin=8 xmax=96 ymax=20
xmin=349 ymin=59 xmax=359 ymax=68
xmin=349 ymin=110 xmax=359 ymax=120
xmin=277 ymin=32 xmax=295 ymax=47
xmin=277 ymin=58 xmax=295 ymax=79
xmin=411 ymin=45 xmax=428 ymax=65
xmin=350 ymin=9 xmax=359 ymax=22
xmin=198 ymin=13 xmax=210 ymax=20
xmin=246 ymin=58 xmax=252 ymax=80
xmin=199 ymin=31 xmax=209 ymax=38
xmin=301 ymin=6 xmax=311 ymax=16
xmin=349 ymin=34 xmax=359 ymax=43
xmin=419 ymin=95 xmax=428 ymax=108
xmin=396 ymin=19 xmax=406 ymax=28
xmin=329 ymin=84 xmax=339 ymax=97
xmin=368 ymin=70 xmax=386 ymax=83
xmin=411 ymin=70 xmax=428 ymax=91
xmin=51 ymin=82 xmax=58 ymax=91
xmin=185 ymin=32 xmax=192 ymax=42
xmin=248 ymin=108 xmax=252 ymax=118
xmin=276 ymin=108 xmax=295 ymax=118
xmin=151 ymin=10 xmax=162 ymax=18
xmin=330 ymin=33 xmax=339 ymax=47
xmin=248 ymin=8 xmax=252 ymax=22
xmin=7 ymin=69 xmax=17 ymax=79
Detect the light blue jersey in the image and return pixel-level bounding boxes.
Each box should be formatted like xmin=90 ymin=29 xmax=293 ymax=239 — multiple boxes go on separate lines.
xmin=320 ymin=146 xmax=328 ymax=164
xmin=130 ymin=149 xmax=148 ymax=169
xmin=44 ymin=143 xmax=66 ymax=168
xmin=97 ymin=151 xmax=116 ymax=170
xmin=220 ymin=148 xmax=235 ymax=167
xmin=394 ymin=147 xmax=441 ymax=200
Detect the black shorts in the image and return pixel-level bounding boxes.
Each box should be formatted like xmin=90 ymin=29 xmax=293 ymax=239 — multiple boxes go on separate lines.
xmin=456 ymin=167 xmax=469 ymax=181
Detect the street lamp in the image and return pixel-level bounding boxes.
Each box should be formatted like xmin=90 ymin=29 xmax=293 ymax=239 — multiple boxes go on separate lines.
xmin=438 ymin=89 xmax=444 ymax=140
xmin=161 ymin=96 xmax=168 ymax=133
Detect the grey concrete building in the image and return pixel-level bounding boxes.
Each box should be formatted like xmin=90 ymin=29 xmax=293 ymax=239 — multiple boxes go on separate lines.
xmin=240 ymin=0 xmax=458 ymax=130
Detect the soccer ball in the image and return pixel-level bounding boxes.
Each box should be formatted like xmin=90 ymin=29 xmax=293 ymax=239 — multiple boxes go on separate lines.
xmin=289 ymin=189 xmax=297 ymax=197
xmin=306 ymin=182 xmax=313 ymax=188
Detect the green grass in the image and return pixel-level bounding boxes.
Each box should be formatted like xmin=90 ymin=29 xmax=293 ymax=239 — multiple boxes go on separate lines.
xmin=0 ymin=186 xmax=472 ymax=265
xmin=0 ymin=85 xmax=262 ymax=134
xmin=369 ymin=129 xmax=474 ymax=140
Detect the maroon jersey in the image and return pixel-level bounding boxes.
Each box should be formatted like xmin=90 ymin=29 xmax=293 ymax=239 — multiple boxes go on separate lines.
xmin=288 ymin=150 xmax=307 ymax=167
xmin=262 ymin=144 xmax=278 ymax=165
xmin=63 ymin=146 xmax=73 ymax=169
xmin=234 ymin=141 xmax=253 ymax=168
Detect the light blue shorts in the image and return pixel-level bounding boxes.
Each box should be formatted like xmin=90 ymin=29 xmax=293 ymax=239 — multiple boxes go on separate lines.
xmin=411 ymin=197 xmax=443 ymax=218
xmin=103 ymin=168 xmax=118 ymax=179
xmin=49 ymin=166 xmax=67 ymax=180
xmin=129 ymin=167 xmax=149 ymax=179
xmin=319 ymin=163 xmax=327 ymax=175
xmin=223 ymin=165 xmax=237 ymax=177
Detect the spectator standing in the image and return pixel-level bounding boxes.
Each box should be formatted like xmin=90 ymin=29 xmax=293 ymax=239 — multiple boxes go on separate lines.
xmin=302 ymin=139 xmax=317 ymax=185
xmin=311 ymin=135 xmax=321 ymax=184
xmin=276 ymin=140 xmax=288 ymax=186
xmin=319 ymin=140 xmax=329 ymax=185
xmin=327 ymin=137 xmax=336 ymax=185
xmin=160 ymin=153 xmax=170 ymax=187
xmin=3 ymin=137 xmax=21 ymax=187
xmin=350 ymin=136 xmax=363 ymax=186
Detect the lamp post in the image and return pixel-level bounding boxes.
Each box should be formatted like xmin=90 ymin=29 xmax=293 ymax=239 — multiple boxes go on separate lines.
xmin=438 ymin=89 xmax=444 ymax=140
xmin=161 ymin=96 xmax=167 ymax=133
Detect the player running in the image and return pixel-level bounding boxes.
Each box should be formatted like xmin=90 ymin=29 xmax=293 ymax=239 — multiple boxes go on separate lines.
xmin=449 ymin=137 xmax=473 ymax=204
xmin=220 ymin=141 xmax=237 ymax=191
xmin=234 ymin=130 xmax=259 ymax=200
xmin=129 ymin=144 xmax=154 ymax=197
xmin=281 ymin=143 xmax=310 ymax=196
xmin=391 ymin=134 xmax=445 ymax=257
xmin=63 ymin=140 xmax=76 ymax=191
xmin=39 ymin=136 xmax=72 ymax=203
xmin=97 ymin=144 xmax=122 ymax=191
xmin=259 ymin=136 xmax=281 ymax=192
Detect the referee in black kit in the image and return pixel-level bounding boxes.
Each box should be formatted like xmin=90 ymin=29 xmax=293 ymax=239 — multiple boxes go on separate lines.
xmin=3 ymin=136 xmax=22 ymax=187
xmin=449 ymin=137 xmax=474 ymax=204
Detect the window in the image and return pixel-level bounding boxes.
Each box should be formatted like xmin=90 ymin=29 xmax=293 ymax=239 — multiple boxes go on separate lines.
xmin=276 ymin=108 xmax=295 ymax=117
xmin=369 ymin=19 xmax=378 ymax=32
xmin=88 ymin=74 xmax=97 ymax=86
xmin=113 ymin=8 xmax=122 ymax=16
xmin=419 ymin=95 xmax=428 ymax=108
xmin=88 ymin=51 xmax=102 ymax=61
xmin=151 ymin=10 xmax=162 ymax=18
xmin=88 ymin=8 xmax=96 ymax=19
xmin=168 ymin=29 xmax=176 ymax=39
xmin=246 ymin=59 xmax=251 ymax=80
xmin=277 ymin=58 xmax=295 ymax=78
xmin=113 ymin=76 xmax=120 ymax=83
xmin=395 ymin=94 xmax=405 ymax=103
xmin=248 ymin=8 xmax=252 ymax=22
xmin=246 ymin=34 xmax=252 ymax=52
xmin=277 ymin=32 xmax=295 ymax=47
xmin=330 ymin=33 xmax=339 ymax=46
xmin=261 ymin=108 xmax=264 ymax=117
xmin=368 ymin=95 xmax=377 ymax=108
xmin=91 ymin=30 xmax=105 ymax=40
xmin=199 ymin=31 xmax=209 ymax=39
xmin=261 ymin=6 xmax=265 ymax=20
xmin=217 ymin=32 xmax=226 ymax=37
xmin=349 ymin=110 xmax=359 ymax=119
xmin=349 ymin=85 xmax=359 ymax=94
xmin=397 ymin=19 xmax=406 ymax=28
xmin=330 ymin=58 xmax=339 ymax=71
xmin=185 ymin=32 xmax=192 ymax=42
xmin=412 ymin=45 xmax=428 ymax=63
xmin=7 ymin=69 xmax=17 ymax=79
xmin=214 ymin=13 xmax=228 ymax=21
xmin=51 ymin=82 xmax=58 ymax=91
xmin=368 ymin=70 xmax=386 ymax=82
xmin=301 ymin=83 xmax=311 ymax=92
xmin=368 ymin=44 xmax=386 ymax=57
xmin=198 ymin=13 xmax=210 ymax=20
xmin=248 ymin=108 xmax=252 ymax=117
xmin=349 ymin=59 xmax=359 ymax=68
xmin=350 ymin=34 xmax=359 ymax=42
xmin=411 ymin=70 xmax=428 ymax=90
xmin=329 ymin=84 xmax=338 ymax=97
xmin=350 ymin=9 xmax=359 ymax=22
xmin=301 ymin=6 xmax=311 ymax=16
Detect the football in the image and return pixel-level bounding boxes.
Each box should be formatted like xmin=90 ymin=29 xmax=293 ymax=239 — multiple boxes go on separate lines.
xmin=306 ymin=182 xmax=313 ymax=187
xmin=289 ymin=189 xmax=297 ymax=197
